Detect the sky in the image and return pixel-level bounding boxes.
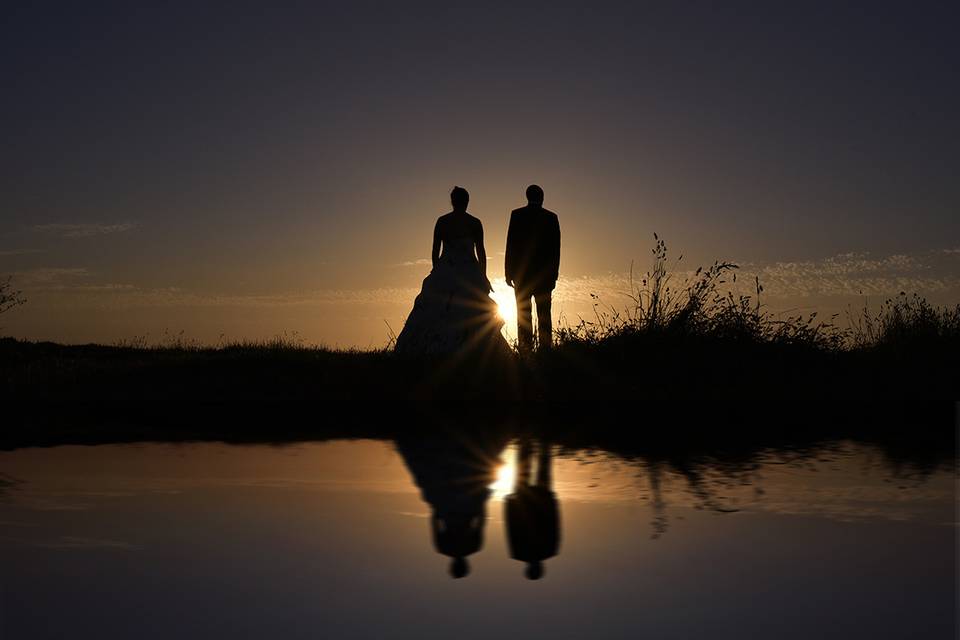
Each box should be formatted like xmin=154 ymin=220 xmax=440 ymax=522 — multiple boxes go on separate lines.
xmin=2 ymin=1 xmax=958 ymax=346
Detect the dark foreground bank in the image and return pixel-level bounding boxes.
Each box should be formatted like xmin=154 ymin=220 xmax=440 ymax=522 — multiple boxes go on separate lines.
xmin=3 ymin=240 xmax=958 ymax=457
xmin=1 ymin=321 xmax=956 ymax=467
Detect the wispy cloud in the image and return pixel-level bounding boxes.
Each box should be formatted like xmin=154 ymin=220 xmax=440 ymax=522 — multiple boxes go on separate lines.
xmin=33 ymin=536 xmax=141 ymax=550
xmin=32 ymin=222 xmax=137 ymax=238
xmin=0 ymin=249 xmax=44 ymax=257
xmin=13 ymin=267 xmax=91 ymax=287
xmin=393 ymin=256 xmax=492 ymax=268
xmin=742 ymin=249 xmax=960 ymax=298
xmin=16 ymin=278 xmax=421 ymax=308
xmin=551 ymin=249 xmax=960 ymax=306
xmin=12 ymin=249 xmax=959 ymax=315
xmin=393 ymin=258 xmax=432 ymax=268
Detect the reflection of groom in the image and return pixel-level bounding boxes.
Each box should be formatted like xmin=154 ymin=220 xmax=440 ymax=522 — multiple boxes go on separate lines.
xmin=505 ymin=185 xmax=561 ymax=352
xmin=505 ymin=438 xmax=560 ymax=580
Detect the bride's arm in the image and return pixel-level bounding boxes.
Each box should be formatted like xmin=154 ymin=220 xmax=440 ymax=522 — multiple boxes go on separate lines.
xmin=475 ymin=221 xmax=492 ymax=292
xmin=431 ymin=219 xmax=442 ymax=269
xmin=475 ymin=222 xmax=487 ymax=277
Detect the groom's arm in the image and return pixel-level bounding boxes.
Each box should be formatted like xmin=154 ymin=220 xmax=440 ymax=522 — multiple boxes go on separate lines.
xmin=548 ymin=213 xmax=561 ymax=286
xmin=504 ymin=211 xmax=518 ymax=287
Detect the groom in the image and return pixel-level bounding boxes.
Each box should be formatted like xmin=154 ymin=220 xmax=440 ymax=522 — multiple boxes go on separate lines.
xmin=505 ymin=185 xmax=561 ymax=351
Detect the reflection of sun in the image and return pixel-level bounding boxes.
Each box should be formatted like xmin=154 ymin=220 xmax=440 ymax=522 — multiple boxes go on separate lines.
xmin=489 ymin=279 xmax=517 ymax=341
xmin=489 ymin=445 xmax=517 ymax=499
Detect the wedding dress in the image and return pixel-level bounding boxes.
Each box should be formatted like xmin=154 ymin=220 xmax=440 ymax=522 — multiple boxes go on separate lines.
xmin=395 ymin=226 xmax=509 ymax=355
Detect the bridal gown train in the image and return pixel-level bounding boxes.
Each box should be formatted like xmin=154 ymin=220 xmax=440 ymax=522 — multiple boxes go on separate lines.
xmin=395 ymin=234 xmax=510 ymax=355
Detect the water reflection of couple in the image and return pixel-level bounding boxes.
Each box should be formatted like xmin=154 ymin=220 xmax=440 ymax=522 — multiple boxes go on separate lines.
xmin=395 ymin=185 xmax=561 ymax=354
xmin=397 ymin=433 xmax=560 ymax=580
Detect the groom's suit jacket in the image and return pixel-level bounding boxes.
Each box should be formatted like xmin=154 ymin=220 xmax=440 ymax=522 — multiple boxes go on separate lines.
xmin=505 ymin=205 xmax=561 ymax=293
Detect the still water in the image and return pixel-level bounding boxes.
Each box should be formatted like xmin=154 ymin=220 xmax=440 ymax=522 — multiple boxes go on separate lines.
xmin=0 ymin=438 xmax=955 ymax=639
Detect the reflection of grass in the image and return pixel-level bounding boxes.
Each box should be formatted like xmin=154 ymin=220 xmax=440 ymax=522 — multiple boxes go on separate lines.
xmin=539 ymin=241 xmax=957 ymax=473
xmin=0 ymin=473 xmax=21 ymax=496
xmin=0 ymin=239 xmax=956 ymax=462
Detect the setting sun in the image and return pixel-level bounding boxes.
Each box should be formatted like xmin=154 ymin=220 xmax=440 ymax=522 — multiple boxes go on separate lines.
xmin=489 ymin=279 xmax=518 ymax=342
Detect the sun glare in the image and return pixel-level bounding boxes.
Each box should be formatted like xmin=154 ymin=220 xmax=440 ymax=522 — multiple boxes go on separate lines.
xmin=489 ymin=445 xmax=517 ymax=499
xmin=489 ymin=279 xmax=517 ymax=341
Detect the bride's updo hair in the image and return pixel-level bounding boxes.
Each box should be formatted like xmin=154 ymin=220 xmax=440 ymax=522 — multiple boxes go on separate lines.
xmin=450 ymin=186 xmax=469 ymax=210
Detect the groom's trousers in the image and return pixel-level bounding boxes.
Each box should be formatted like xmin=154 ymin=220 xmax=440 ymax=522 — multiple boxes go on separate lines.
xmin=515 ymin=287 xmax=552 ymax=352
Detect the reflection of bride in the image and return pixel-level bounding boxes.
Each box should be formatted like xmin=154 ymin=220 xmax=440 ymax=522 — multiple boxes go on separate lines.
xmin=396 ymin=429 xmax=509 ymax=578
xmin=395 ymin=186 xmax=510 ymax=355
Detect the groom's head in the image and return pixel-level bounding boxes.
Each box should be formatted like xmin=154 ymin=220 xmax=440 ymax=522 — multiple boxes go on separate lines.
xmin=526 ymin=184 xmax=544 ymax=206
xmin=451 ymin=186 xmax=469 ymax=211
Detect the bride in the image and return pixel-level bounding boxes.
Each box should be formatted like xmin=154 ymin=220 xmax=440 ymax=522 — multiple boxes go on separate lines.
xmin=395 ymin=187 xmax=510 ymax=355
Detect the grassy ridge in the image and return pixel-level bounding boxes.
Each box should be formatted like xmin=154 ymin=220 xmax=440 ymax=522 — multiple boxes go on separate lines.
xmin=1 ymin=241 xmax=957 ymax=458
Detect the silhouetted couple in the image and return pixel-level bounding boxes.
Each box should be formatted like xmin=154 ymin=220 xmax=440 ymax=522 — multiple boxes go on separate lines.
xmin=395 ymin=185 xmax=561 ymax=354
xmin=397 ymin=433 xmax=560 ymax=580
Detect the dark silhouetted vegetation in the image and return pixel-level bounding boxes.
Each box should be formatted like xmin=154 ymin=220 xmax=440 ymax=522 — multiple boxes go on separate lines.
xmin=0 ymin=240 xmax=956 ymax=470
xmin=557 ymin=235 xmax=958 ymax=351
xmin=0 ymin=276 xmax=26 ymax=317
